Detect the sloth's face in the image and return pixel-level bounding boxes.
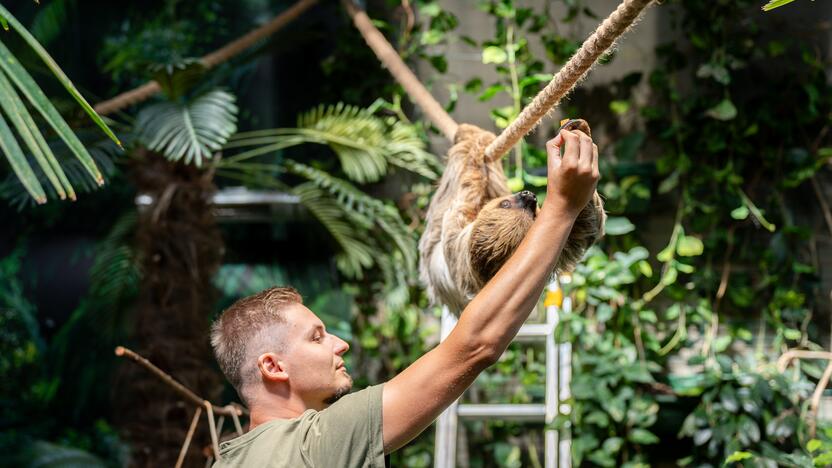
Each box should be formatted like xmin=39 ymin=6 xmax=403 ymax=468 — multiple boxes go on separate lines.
xmin=469 ymin=190 xmax=538 ymax=286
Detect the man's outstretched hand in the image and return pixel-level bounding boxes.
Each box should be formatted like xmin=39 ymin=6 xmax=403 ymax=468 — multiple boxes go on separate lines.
xmin=545 ymin=128 xmax=600 ymax=216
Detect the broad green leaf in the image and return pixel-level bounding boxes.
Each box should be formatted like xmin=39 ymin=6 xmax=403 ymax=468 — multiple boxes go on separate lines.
xmin=0 ymin=40 xmax=103 ymax=187
xmin=807 ymin=439 xmax=822 ymax=453
xmin=0 ymin=111 xmax=45 ymax=202
xmin=676 ymin=235 xmax=704 ymax=256
xmin=482 ymin=46 xmax=507 ymax=64
xmin=660 ymin=267 xmax=678 ymax=286
xmin=731 ymin=205 xmax=749 ymax=219
xmin=725 ymin=451 xmax=753 ymax=463
xmin=609 ymin=100 xmax=630 ymax=115
xmin=507 ymin=177 xmax=524 ymax=192
xmin=638 ymin=260 xmax=653 ymax=278
xmin=605 ymin=216 xmax=635 ymax=235
xmin=627 ymin=428 xmax=659 ymax=445
xmin=0 ymin=4 xmax=121 ymax=148
xmin=705 ymin=99 xmax=737 ymax=121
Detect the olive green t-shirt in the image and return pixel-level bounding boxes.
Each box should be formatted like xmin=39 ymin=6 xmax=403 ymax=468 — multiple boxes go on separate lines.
xmin=213 ymin=384 xmax=385 ymax=468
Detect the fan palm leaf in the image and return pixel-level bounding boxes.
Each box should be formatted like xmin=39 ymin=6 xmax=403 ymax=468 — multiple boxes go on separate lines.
xmin=226 ymin=103 xmax=440 ymax=184
xmin=0 ymin=5 xmax=121 ymax=203
xmin=135 ymin=89 xmax=238 ymax=166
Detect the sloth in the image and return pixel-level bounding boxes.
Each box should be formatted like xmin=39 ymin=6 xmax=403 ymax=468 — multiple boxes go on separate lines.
xmin=419 ymin=119 xmax=606 ymax=314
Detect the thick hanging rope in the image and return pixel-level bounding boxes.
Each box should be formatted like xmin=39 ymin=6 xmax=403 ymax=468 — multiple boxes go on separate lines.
xmin=485 ymin=0 xmax=655 ymax=161
xmin=342 ymin=0 xmax=458 ymax=141
xmin=94 ymin=0 xmax=318 ymax=115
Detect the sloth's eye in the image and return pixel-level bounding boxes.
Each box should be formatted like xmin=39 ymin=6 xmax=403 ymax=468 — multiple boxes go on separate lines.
xmin=500 ymin=200 xmax=511 ymax=209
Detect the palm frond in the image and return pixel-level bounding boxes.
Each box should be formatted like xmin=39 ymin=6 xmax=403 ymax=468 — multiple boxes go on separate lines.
xmin=136 ymin=89 xmax=237 ymax=166
xmin=0 ymin=4 xmax=121 ymax=148
xmin=0 ymin=36 xmax=110 ymax=203
xmin=383 ymin=118 xmax=441 ymax=180
xmin=287 ymin=160 xmax=417 ymax=275
xmin=88 ymin=211 xmax=141 ymax=309
xmin=0 ymin=139 xmax=120 ymax=210
xmin=226 ymin=103 xmax=440 ymax=183
xmin=293 ymin=182 xmax=375 ymax=278
xmin=297 ymin=103 xmax=389 ymax=183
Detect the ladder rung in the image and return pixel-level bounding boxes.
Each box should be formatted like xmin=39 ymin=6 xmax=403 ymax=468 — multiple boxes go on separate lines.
xmin=457 ymin=404 xmax=546 ymax=421
xmin=515 ymin=323 xmax=554 ymax=341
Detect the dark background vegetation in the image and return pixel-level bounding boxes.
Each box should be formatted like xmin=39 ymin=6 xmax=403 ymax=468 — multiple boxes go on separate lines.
xmin=1 ymin=0 xmax=831 ymax=466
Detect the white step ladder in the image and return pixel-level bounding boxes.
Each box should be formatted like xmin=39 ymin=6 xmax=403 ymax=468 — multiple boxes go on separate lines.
xmin=433 ymin=282 xmax=572 ymax=468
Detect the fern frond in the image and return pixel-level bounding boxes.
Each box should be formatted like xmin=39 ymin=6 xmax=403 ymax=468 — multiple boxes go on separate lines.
xmin=136 ymin=89 xmax=237 ymax=166
xmin=293 ymin=182 xmax=375 ymax=278
xmin=288 ymin=161 xmax=417 ymax=275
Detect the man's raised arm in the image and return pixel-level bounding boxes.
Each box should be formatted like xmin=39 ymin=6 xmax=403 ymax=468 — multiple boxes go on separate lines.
xmin=381 ymin=128 xmax=600 ymax=453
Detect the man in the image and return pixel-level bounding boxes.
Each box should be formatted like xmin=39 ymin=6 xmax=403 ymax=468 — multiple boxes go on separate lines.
xmin=210 ymin=127 xmax=599 ymax=467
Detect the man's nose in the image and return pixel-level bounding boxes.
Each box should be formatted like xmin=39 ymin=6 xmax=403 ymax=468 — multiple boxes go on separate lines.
xmin=333 ymin=335 xmax=350 ymax=355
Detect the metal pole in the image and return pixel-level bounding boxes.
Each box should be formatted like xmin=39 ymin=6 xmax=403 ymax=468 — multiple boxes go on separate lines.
xmin=435 ymin=307 xmax=459 ymax=468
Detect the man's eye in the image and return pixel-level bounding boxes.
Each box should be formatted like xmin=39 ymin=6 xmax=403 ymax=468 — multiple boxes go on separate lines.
xmin=313 ymin=335 xmax=322 ymax=342
xmin=500 ymin=200 xmax=511 ymax=208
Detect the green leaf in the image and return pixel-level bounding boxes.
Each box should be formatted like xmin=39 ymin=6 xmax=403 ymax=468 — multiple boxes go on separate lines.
xmin=676 ymin=236 xmax=704 ymax=256
xmin=0 ymin=4 xmax=121 ymax=148
xmin=482 ymin=46 xmax=507 ymax=64
xmin=725 ymin=451 xmax=752 ymax=463
xmin=638 ymin=260 xmax=653 ymax=278
xmin=628 ymin=428 xmax=659 ymax=445
xmin=0 ymin=109 xmax=45 ymax=202
xmin=0 ymin=40 xmax=104 ymax=191
xmin=783 ymin=328 xmax=801 ymax=340
xmin=0 ymin=67 xmax=72 ymax=200
xmin=605 ymin=216 xmax=636 ymax=235
xmin=762 ymin=0 xmax=797 ymax=11
xmin=609 ymin=100 xmax=630 ymax=115
xmin=806 ymin=439 xmax=821 ymax=453
xmin=136 ymin=89 xmax=238 ymax=166
xmin=507 ymin=177 xmax=524 ymax=192
xmin=705 ymin=99 xmax=737 ymax=121
xmin=731 ymin=206 xmax=749 ymax=220
xmin=660 ymin=267 xmax=678 ymax=286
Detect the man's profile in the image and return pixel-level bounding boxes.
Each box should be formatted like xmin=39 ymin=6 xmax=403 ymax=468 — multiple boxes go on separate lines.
xmin=210 ymin=127 xmax=600 ymax=467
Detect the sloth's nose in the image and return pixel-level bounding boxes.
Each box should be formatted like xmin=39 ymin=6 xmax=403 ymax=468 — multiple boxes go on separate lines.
xmin=517 ymin=190 xmax=537 ymax=210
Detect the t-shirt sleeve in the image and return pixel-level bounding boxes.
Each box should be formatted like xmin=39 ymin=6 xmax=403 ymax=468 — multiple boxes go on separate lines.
xmin=302 ymin=384 xmax=385 ymax=468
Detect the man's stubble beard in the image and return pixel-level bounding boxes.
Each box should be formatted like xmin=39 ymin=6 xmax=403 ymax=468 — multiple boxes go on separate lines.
xmin=323 ymin=373 xmax=353 ymax=405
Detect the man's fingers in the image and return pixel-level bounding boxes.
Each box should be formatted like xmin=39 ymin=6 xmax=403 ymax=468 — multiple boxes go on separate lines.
xmin=592 ymin=143 xmax=599 ymax=177
xmin=560 ymin=129 xmax=580 ymax=167
xmin=546 ymin=134 xmax=564 ymax=172
xmin=574 ymin=130 xmax=593 ymax=168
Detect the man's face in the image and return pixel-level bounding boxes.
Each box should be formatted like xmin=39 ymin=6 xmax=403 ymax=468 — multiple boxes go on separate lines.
xmin=280 ymin=303 xmax=353 ymax=408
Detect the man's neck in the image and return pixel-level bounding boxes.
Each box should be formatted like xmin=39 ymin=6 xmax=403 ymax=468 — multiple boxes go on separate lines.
xmin=248 ymin=392 xmax=322 ymax=429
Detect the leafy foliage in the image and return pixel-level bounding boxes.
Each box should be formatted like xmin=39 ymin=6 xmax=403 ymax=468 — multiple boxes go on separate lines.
xmin=0 ymin=4 xmax=121 ymax=203
xmin=136 ymin=89 xmax=238 ymax=166
xmin=220 ymin=102 xmax=438 ymax=288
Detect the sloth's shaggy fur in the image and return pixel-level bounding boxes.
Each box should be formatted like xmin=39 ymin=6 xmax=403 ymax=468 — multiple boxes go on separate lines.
xmin=419 ymin=121 xmax=606 ymax=314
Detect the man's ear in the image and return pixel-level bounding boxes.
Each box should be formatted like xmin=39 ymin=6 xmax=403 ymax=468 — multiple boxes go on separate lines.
xmin=257 ymin=353 xmax=289 ymax=382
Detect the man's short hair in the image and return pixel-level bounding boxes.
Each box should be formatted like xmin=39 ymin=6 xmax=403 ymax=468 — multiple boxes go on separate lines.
xmin=210 ymin=286 xmax=302 ymax=399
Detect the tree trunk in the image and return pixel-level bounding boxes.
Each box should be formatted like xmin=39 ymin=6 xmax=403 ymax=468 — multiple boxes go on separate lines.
xmin=116 ymin=150 xmax=223 ymax=467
